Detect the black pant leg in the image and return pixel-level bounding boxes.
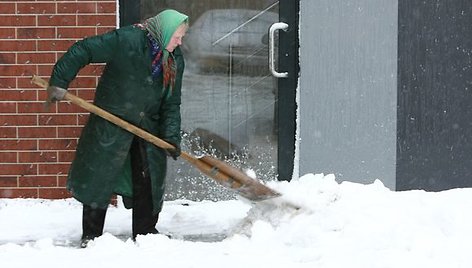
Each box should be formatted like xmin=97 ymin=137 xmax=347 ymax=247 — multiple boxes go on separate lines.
xmin=130 ymin=137 xmax=159 ymax=239
xmin=81 ymin=204 xmax=107 ymax=241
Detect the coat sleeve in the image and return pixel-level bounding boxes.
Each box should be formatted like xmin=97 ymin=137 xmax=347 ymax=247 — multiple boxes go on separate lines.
xmin=157 ymin=48 xmax=184 ymax=146
xmin=49 ymin=29 xmax=121 ymax=89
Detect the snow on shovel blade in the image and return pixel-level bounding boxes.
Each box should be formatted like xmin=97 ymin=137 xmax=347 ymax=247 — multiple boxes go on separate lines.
xmin=199 ymin=156 xmax=281 ymax=201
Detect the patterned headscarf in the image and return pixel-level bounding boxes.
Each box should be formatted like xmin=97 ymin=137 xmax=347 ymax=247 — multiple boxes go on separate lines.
xmin=144 ymin=9 xmax=189 ymax=92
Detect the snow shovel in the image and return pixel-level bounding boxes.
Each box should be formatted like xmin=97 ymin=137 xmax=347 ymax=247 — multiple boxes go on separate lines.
xmin=31 ymin=75 xmax=281 ymax=201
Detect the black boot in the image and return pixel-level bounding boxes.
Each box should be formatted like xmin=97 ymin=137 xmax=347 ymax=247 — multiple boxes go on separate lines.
xmin=81 ymin=204 xmax=107 ymax=248
xmin=132 ymin=212 xmax=159 ymax=239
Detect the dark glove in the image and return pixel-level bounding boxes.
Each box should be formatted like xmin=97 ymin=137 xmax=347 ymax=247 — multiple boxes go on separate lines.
xmin=45 ymin=85 xmax=67 ymax=108
xmin=164 ymin=141 xmax=181 ymax=160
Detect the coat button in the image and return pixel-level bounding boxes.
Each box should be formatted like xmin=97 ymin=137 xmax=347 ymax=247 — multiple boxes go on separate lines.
xmin=139 ymin=112 xmax=145 ymax=117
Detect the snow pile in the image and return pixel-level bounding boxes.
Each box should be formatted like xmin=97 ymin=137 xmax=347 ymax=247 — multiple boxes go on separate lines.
xmin=2 ymin=173 xmax=472 ymax=267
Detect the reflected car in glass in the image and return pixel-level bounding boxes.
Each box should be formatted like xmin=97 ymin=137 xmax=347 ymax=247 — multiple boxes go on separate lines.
xmin=181 ymin=9 xmax=278 ymax=75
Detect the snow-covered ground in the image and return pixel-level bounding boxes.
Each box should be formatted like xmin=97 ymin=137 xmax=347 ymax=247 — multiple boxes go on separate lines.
xmin=1 ymin=173 xmax=472 ymax=268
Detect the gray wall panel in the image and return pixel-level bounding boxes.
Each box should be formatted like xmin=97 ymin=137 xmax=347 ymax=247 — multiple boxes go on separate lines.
xmin=397 ymin=0 xmax=472 ymax=191
xmin=299 ymin=0 xmax=398 ymax=188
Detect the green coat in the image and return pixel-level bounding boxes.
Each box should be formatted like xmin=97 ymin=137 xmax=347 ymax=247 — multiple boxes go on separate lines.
xmin=49 ymin=25 xmax=183 ymax=213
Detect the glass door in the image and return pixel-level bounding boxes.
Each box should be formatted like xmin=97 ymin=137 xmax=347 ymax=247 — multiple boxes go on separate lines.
xmin=132 ymin=0 xmax=280 ymax=201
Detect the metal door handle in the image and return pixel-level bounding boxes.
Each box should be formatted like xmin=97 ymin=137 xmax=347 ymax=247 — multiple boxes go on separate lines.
xmin=269 ymin=22 xmax=288 ymax=78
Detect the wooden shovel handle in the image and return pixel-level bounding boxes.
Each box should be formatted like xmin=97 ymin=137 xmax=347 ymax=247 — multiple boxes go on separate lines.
xmin=32 ymin=75 xmax=280 ymax=201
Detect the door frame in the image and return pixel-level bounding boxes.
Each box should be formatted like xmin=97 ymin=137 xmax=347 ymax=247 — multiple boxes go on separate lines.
xmin=277 ymin=0 xmax=299 ymax=181
xmin=118 ymin=0 xmax=300 ymax=182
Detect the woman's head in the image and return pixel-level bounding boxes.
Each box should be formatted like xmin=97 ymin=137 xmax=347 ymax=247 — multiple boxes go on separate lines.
xmin=145 ymin=9 xmax=189 ymax=52
xmin=144 ymin=9 xmax=189 ymax=92
xmin=165 ymin=22 xmax=188 ymax=52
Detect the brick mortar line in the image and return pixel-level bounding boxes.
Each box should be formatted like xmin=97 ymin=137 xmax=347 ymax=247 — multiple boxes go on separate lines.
xmin=3 ymin=103 xmax=93 ymax=106
xmin=0 ymin=24 xmax=117 ymax=27
xmin=0 ymin=74 xmax=101 ymax=76
xmin=0 ymin=138 xmax=81 ymax=141
xmin=0 ymin=110 xmax=92 ymax=115
xmin=0 ymin=132 xmax=83 ymax=135
xmin=0 ymin=162 xmax=73 ymax=164
xmin=0 ymin=36 xmax=110 ymax=39
xmin=0 ymin=64 xmax=68 ymax=65
xmin=0 ymin=14 xmax=118 ymax=17
xmin=1 ymin=92 xmax=94 ymax=94
xmin=2 ymin=3 xmax=115 ymax=7
xmin=0 ymin=113 xmax=90 ymax=116
xmin=0 ymin=187 xmax=67 ymax=189
xmin=0 ymin=61 xmax=60 ymax=63
xmin=0 ymin=1 xmax=117 ymax=2
xmin=1 ymin=126 xmax=83 ymax=129
xmin=0 ymin=48 xmax=107 ymax=52
xmin=0 ymin=107 xmax=91 ymax=110
xmin=0 ymin=150 xmax=77 ymax=152
xmin=0 ymin=26 xmax=117 ymax=31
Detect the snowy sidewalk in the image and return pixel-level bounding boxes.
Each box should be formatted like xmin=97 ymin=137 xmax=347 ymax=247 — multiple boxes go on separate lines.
xmin=1 ymin=174 xmax=472 ymax=268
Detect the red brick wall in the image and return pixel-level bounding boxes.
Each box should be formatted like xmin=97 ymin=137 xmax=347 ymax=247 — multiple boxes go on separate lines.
xmin=0 ymin=1 xmax=117 ymax=199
